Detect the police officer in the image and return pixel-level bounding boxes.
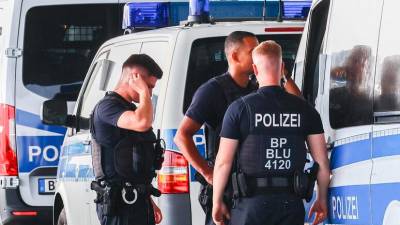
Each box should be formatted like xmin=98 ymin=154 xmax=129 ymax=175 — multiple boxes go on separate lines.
xmin=212 ymin=41 xmax=330 ymax=225
xmin=174 ymin=31 xmax=301 ymax=225
xmin=90 ymin=54 xmax=163 ymax=225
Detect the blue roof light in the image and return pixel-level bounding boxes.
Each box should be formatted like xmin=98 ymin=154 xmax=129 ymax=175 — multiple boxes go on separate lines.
xmin=122 ymin=2 xmax=169 ymax=30
xmin=283 ymin=0 xmax=312 ymax=19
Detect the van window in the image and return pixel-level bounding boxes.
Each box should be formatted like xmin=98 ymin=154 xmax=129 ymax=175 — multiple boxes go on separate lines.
xmin=183 ymin=34 xmax=301 ymax=113
xmin=327 ymin=0 xmax=381 ymax=129
xmin=302 ymin=0 xmax=330 ymax=106
xmin=79 ymin=52 xmax=110 ymax=121
xmin=22 ymin=4 xmax=122 ymax=101
xmin=373 ymin=0 xmax=400 ymax=121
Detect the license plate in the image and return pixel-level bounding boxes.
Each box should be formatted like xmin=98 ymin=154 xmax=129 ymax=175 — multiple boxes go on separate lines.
xmin=38 ymin=178 xmax=56 ymax=195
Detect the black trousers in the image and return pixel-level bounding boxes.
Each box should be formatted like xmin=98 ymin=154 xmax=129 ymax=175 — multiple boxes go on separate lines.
xmin=96 ymin=196 xmax=155 ymax=225
xmin=229 ymin=194 xmax=305 ymax=225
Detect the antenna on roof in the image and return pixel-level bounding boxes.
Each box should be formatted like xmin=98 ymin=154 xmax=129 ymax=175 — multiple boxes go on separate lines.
xmin=277 ymin=0 xmax=283 ymax=22
xmin=262 ymin=0 xmax=267 ymax=21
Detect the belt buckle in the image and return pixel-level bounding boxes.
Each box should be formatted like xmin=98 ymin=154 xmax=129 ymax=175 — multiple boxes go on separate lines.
xmin=122 ymin=182 xmax=138 ymax=205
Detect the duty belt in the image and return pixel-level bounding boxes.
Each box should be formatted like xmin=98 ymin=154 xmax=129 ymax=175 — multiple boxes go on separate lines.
xmin=252 ymin=176 xmax=294 ymax=194
xmin=91 ymin=180 xmax=161 ymax=205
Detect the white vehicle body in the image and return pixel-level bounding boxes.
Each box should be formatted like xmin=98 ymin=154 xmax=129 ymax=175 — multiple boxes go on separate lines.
xmin=0 ymin=0 xmax=126 ymax=224
xmin=295 ymin=0 xmax=400 ymax=224
xmin=57 ymin=21 xmax=305 ymax=225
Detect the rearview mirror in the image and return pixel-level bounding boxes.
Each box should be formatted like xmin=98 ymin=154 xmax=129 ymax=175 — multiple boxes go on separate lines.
xmin=41 ymin=99 xmax=76 ymax=127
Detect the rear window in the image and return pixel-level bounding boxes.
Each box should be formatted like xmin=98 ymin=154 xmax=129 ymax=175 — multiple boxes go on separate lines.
xmin=183 ymin=34 xmax=301 ymax=112
xmin=23 ymin=4 xmax=123 ymax=101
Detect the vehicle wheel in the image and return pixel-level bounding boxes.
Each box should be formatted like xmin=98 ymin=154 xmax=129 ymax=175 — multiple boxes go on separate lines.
xmin=57 ymin=208 xmax=68 ymax=225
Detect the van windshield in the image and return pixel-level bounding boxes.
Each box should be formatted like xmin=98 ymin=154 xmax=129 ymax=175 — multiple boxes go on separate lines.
xmin=183 ymin=34 xmax=301 ymax=112
xmin=22 ymin=4 xmax=123 ymax=101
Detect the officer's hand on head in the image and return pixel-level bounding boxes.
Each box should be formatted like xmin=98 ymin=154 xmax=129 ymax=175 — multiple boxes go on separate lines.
xmin=308 ymin=198 xmax=328 ymax=225
xmin=212 ymin=202 xmax=230 ymax=225
xmin=128 ymin=73 xmax=150 ymax=96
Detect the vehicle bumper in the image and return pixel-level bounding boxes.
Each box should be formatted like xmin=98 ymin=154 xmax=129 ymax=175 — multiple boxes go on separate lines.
xmin=0 ymin=188 xmax=52 ymax=225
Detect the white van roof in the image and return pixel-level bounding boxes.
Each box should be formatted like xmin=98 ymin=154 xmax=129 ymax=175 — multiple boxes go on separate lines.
xmin=100 ymin=20 xmax=305 ymax=49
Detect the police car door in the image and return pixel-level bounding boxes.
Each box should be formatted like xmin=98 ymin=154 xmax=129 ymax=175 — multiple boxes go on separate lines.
xmin=60 ymin=49 xmax=114 ymax=225
xmin=371 ymin=0 xmax=400 ymax=224
xmin=294 ymin=0 xmax=331 ymax=222
xmin=323 ymin=0 xmax=382 ymax=224
xmin=14 ymin=0 xmax=119 ymax=209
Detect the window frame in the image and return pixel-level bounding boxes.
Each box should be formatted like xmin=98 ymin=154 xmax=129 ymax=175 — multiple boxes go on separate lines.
xmin=75 ymin=50 xmax=110 ymax=133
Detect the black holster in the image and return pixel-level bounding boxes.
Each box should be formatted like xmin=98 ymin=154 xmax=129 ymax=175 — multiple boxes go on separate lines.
xmin=91 ymin=181 xmax=122 ymax=216
xmin=293 ymin=162 xmax=320 ymax=202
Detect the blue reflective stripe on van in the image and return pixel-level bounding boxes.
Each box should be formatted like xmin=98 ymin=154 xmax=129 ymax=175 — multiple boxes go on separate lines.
xmin=17 ymin=136 xmax=64 ymax=172
xmin=58 ymin=143 xmax=94 ymax=181
xmin=330 ymin=133 xmax=400 ymax=170
xmin=328 ymin=185 xmax=370 ymax=224
xmin=373 ymin=134 xmax=400 ymax=158
xmin=16 ymin=109 xmax=67 ymax=134
xmin=330 ymin=138 xmax=370 ymax=170
xmin=163 ymin=128 xmax=206 ymax=181
xmin=15 ymin=109 xmax=67 ymax=173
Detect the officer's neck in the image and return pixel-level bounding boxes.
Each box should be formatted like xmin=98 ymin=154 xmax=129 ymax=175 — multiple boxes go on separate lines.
xmin=258 ymin=75 xmax=280 ymax=88
xmin=228 ymin=68 xmax=249 ymax=88
xmin=113 ymin=89 xmax=134 ymax=103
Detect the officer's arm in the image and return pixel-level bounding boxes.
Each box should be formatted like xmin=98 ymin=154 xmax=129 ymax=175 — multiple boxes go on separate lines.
xmin=307 ymin=133 xmax=330 ymax=225
xmin=283 ymin=76 xmax=302 ymax=97
xmin=117 ymin=91 xmax=153 ymax=132
xmin=307 ymin=133 xmax=330 ymax=200
xmin=174 ymin=116 xmax=212 ymax=183
xmin=213 ymin=137 xmax=238 ymax=205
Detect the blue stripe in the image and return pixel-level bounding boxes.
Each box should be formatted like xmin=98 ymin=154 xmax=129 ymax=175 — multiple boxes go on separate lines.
xmin=373 ymin=134 xmax=400 ymax=158
xmin=163 ymin=128 xmax=206 ymax=181
xmin=16 ymin=109 xmax=67 ymax=134
xmin=330 ymin=137 xmax=371 ymax=170
xmin=328 ymin=185 xmax=371 ymax=224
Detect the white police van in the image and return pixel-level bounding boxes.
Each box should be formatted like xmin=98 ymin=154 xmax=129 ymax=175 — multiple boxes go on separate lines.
xmin=41 ymin=0 xmax=308 ymax=224
xmin=0 ymin=0 xmax=129 ymax=224
xmin=295 ymin=0 xmax=400 ymax=224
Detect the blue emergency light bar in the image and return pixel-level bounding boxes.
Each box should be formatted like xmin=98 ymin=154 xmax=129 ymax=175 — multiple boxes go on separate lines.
xmin=188 ymin=0 xmax=210 ymax=23
xmin=122 ymin=2 xmax=169 ymax=30
xmin=282 ymin=0 xmax=311 ymax=19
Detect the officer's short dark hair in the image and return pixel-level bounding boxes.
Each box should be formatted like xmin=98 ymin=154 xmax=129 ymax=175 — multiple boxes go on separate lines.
xmin=122 ymin=54 xmax=163 ymax=79
xmin=224 ymin=31 xmax=257 ymax=54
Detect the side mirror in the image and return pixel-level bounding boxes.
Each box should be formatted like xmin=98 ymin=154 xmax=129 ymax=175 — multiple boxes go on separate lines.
xmin=41 ymin=99 xmax=76 ymax=127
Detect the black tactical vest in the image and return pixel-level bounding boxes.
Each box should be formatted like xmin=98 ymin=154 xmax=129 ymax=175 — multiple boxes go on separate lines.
xmin=90 ymin=92 xmax=159 ymax=184
xmin=205 ymin=74 xmax=257 ymax=162
xmin=237 ymin=89 xmax=308 ymax=177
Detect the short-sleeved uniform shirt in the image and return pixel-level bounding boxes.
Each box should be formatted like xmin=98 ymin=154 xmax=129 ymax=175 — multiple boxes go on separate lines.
xmin=220 ymin=86 xmax=324 ymax=176
xmin=186 ymin=73 xmax=257 ymax=130
xmin=92 ymin=91 xmax=136 ymax=178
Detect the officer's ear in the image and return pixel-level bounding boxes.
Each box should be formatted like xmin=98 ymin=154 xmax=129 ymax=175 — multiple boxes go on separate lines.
xmin=231 ymin=50 xmax=240 ymax=63
xmin=252 ymin=63 xmax=259 ymax=77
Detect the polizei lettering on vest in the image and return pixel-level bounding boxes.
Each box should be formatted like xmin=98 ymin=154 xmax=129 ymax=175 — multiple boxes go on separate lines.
xmin=255 ymin=113 xmax=301 ymax=128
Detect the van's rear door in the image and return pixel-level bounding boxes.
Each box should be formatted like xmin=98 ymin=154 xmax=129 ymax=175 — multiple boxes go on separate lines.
xmin=15 ymin=0 xmax=121 ymax=206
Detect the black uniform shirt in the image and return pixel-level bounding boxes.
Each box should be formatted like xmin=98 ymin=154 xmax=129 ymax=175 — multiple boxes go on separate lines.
xmin=186 ymin=73 xmax=256 ymax=129
xmin=93 ymin=92 xmax=136 ymax=148
xmin=220 ymin=86 xmax=324 ymax=176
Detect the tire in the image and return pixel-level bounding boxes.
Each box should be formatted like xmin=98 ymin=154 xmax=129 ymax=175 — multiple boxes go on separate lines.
xmin=57 ymin=208 xmax=68 ymax=225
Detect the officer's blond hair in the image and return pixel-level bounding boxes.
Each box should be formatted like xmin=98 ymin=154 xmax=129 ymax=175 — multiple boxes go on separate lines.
xmin=252 ymin=40 xmax=282 ymax=72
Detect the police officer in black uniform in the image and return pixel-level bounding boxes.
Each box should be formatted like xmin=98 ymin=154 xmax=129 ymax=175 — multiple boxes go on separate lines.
xmin=212 ymin=41 xmax=330 ymax=225
xmin=90 ymin=54 xmax=164 ymax=225
xmin=174 ymin=32 xmax=301 ymax=225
